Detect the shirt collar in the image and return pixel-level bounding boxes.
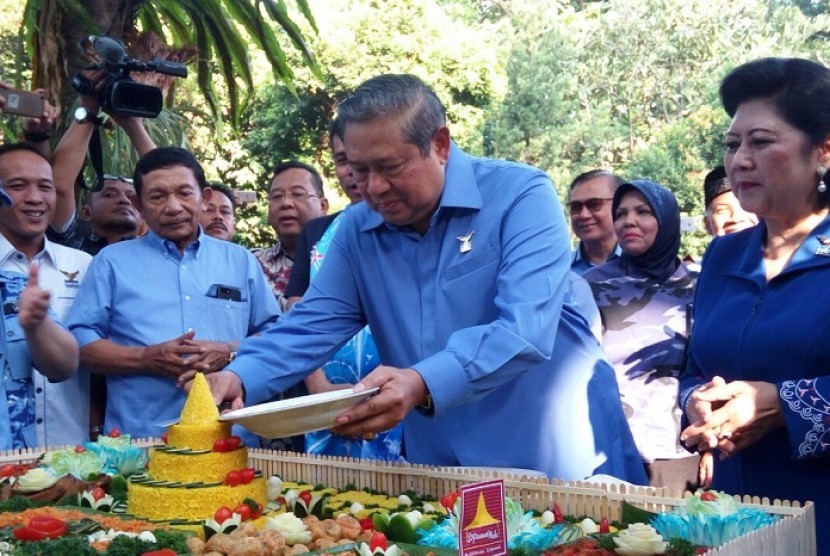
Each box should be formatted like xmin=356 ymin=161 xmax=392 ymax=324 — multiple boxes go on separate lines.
xmin=0 ymin=232 xmax=57 ymax=267
xmin=572 ymin=241 xmax=622 ymax=263
xmin=145 ymin=228 xmax=203 ymax=259
xmin=362 ymin=141 xmax=483 ymax=232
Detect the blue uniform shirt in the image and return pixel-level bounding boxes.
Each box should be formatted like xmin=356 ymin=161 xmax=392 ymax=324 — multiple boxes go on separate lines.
xmin=231 ymin=143 xmax=645 ymax=483
xmin=67 ymin=230 xmax=279 ymax=439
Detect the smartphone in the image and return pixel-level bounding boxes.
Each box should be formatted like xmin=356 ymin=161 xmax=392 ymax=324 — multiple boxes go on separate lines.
xmin=233 ymin=189 xmax=258 ymax=204
xmin=207 ymin=284 xmax=242 ymax=302
xmin=0 ymin=88 xmax=44 ymax=118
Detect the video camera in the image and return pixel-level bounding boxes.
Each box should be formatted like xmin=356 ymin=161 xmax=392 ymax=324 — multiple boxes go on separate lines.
xmin=71 ymin=36 xmax=187 ymax=118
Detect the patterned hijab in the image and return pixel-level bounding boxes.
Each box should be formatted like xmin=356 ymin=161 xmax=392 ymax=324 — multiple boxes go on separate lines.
xmin=612 ymin=179 xmax=680 ymax=282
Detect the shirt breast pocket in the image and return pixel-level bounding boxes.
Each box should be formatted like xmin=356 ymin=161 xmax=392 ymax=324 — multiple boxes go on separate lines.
xmin=202 ymin=297 xmax=251 ymax=336
xmin=443 ymin=247 xmax=500 ymax=283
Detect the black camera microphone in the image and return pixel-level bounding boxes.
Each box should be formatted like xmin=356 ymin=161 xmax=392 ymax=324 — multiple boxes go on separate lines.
xmin=89 ymin=36 xmax=126 ymax=67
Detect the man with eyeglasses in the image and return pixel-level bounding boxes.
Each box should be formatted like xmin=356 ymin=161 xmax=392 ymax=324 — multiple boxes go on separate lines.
xmin=568 ymin=169 xmax=624 ymax=275
xmin=252 ymin=161 xmax=329 ymax=312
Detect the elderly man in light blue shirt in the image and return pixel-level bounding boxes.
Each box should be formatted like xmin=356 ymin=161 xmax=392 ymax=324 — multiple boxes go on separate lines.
xmin=67 ymin=148 xmax=278 ymax=440
xmin=206 ymin=75 xmax=646 ymax=483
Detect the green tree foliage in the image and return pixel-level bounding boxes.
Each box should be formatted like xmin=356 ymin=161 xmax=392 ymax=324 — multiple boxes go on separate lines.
xmin=487 ymin=0 xmax=830 ymax=257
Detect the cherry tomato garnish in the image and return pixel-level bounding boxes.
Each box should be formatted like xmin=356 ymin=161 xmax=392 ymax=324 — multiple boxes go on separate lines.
xmin=74 ymin=445 xmax=86 ymax=454
xmin=108 ymin=428 xmax=121 ymax=438
xmin=299 ymin=489 xmax=313 ymax=505
xmin=225 ymin=470 xmax=241 ymax=486
xmin=239 ymin=468 xmax=256 ymax=484
xmin=161 ymin=432 xmax=168 ymax=444
xmin=370 ymin=531 xmax=388 ymax=552
xmin=226 ymin=435 xmax=242 ymax=450
xmin=700 ymin=491 xmax=717 ymax=501
xmin=234 ymin=503 xmax=252 ymax=521
xmin=90 ymin=487 xmax=106 ymax=501
xmin=599 ymin=517 xmax=610 ymax=533
xmin=213 ymin=438 xmax=229 ymax=452
xmin=214 ymin=506 xmax=233 ymax=523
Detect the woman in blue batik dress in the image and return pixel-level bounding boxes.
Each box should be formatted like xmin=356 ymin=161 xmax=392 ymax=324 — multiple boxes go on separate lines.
xmin=584 ymin=179 xmax=699 ymax=492
xmin=304 ymin=206 xmax=404 ymax=461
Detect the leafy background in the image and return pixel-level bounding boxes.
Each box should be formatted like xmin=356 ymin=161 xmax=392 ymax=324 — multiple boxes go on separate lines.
xmin=1 ymin=0 xmax=829 ymax=254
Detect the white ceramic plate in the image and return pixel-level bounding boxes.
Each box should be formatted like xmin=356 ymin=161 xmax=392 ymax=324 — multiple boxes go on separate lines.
xmin=218 ymin=387 xmax=379 ymax=439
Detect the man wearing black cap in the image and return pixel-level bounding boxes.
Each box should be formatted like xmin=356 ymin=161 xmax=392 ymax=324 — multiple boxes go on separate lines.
xmin=703 ymin=166 xmax=757 ymax=237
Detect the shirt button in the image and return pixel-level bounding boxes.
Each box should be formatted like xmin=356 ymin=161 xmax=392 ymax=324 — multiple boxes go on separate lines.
xmin=6 ymin=331 xmax=12 ymax=337
xmin=36 ymin=418 xmax=43 ymax=424
xmin=185 ymin=295 xmax=191 ymax=301
xmin=35 ymin=388 xmax=43 ymax=394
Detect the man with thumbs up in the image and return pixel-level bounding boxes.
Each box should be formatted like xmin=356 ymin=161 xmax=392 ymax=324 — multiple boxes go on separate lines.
xmin=0 ymin=142 xmax=87 ymax=449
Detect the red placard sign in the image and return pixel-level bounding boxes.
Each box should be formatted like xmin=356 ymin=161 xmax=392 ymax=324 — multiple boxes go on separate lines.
xmin=458 ymin=479 xmax=507 ymax=556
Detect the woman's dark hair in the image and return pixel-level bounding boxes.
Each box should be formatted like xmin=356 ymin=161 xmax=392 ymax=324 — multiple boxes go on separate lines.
xmin=720 ymin=57 xmax=830 ymax=148
xmin=133 ymin=147 xmax=208 ymax=198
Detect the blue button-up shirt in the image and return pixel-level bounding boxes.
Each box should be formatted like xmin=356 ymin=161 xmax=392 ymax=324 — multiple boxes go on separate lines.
xmin=570 ymin=242 xmax=622 ymax=275
xmin=67 ymin=230 xmax=279 ymax=439
xmin=231 ymin=143 xmax=646 ymax=483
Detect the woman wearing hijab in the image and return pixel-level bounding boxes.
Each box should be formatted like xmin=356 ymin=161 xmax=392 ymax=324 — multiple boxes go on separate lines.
xmin=584 ymin=179 xmax=698 ymax=491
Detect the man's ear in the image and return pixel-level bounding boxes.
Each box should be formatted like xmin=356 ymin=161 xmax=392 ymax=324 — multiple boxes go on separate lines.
xmin=130 ymin=194 xmax=141 ymax=215
xmin=79 ymin=204 xmax=92 ymax=222
xmin=432 ymin=125 xmax=451 ymax=165
xmin=201 ymin=187 xmax=214 ymax=203
xmin=320 ymin=196 xmax=329 ymax=215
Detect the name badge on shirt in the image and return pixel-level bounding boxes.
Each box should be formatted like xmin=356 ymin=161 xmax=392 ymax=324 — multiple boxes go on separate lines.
xmin=817 ymin=236 xmax=830 ymax=257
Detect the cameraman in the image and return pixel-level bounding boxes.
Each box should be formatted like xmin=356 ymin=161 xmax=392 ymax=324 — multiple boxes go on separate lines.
xmin=48 ymin=71 xmax=155 ymax=255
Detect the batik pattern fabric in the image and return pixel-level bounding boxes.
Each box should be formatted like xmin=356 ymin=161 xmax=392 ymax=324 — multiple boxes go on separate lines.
xmin=304 ymin=208 xmax=404 ymax=461
xmin=0 ymin=270 xmax=37 ymax=449
xmin=251 ymin=242 xmax=292 ymax=313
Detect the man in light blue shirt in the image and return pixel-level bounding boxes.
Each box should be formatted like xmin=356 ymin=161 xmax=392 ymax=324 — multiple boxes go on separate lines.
xmin=206 ymin=75 xmax=645 ymax=483
xmin=67 ymin=148 xmax=279 ymax=439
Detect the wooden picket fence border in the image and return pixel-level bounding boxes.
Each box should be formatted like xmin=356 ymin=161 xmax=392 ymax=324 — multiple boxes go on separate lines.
xmin=0 ymin=442 xmax=816 ymax=555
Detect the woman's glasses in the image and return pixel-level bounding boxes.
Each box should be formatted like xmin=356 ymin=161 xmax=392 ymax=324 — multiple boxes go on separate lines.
xmin=568 ymin=197 xmax=613 ymax=214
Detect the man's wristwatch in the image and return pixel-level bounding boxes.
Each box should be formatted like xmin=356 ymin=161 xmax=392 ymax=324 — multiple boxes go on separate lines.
xmin=74 ymin=106 xmax=103 ymax=125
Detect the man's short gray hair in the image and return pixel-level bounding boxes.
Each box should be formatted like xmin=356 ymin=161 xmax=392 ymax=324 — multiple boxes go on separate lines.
xmin=337 ymin=74 xmax=446 ymax=157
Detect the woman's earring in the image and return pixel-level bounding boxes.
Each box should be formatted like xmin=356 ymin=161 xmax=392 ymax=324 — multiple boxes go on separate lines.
xmin=819 ymin=166 xmax=828 ymax=193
